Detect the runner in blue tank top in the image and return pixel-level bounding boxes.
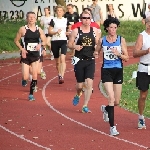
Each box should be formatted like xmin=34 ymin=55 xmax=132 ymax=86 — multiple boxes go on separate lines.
xmin=94 ymin=18 xmax=129 ymax=136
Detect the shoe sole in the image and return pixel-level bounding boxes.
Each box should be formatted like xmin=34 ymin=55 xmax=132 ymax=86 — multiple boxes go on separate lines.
xmin=110 ymin=133 xmax=119 ymax=136
xmin=138 ymin=127 xmax=146 ymax=129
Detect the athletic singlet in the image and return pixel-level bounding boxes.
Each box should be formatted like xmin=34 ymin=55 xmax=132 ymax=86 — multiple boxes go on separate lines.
xmin=40 ymin=16 xmax=54 ymax=34
xmin=102 ymin=35 xmax=122 ymax=68
xmin=50 ymin=17 xmax=69 ymax=41
xmin=74 ymin=27 xmax=96 ymax=59
xmin=138 ymin=31 xmax=150 ymax=73
xmin=21 ymin=25 xmax=40 ymax=56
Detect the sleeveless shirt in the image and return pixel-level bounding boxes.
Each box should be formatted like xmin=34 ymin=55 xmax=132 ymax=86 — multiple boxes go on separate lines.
xmin=74 ymin=27 xmax=96 ymax=59
xmin=102 ymin=35 xmax=122 ymax=68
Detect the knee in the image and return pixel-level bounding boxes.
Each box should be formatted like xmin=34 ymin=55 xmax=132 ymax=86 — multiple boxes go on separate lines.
xmin=139 ymin=95 xmax=147 ymax=101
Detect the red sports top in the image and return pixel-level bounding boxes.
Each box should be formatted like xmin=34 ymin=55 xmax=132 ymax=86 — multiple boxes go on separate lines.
xmin=71 ymin=22 xmax=100 ymax=30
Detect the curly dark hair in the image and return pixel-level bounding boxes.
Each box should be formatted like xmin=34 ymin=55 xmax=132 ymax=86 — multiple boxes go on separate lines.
xmin=103 ymin=18 xmax=120 ymax=32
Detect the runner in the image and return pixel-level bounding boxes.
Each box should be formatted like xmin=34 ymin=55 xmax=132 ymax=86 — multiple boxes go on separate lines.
xmin=14 ymin=11 xmax=46 ymax=101
xmin=95 ymin=17 xmax=129 ymax=135
xmin=40 ymin=7 xmax=54 ymax=60
xmin=68 ymin=11 xmax=99 ymax=113
xmin=133 ymin=16 xmax=150 ymax=129
xmin=48 ymin=5 xmax=71 ymax=84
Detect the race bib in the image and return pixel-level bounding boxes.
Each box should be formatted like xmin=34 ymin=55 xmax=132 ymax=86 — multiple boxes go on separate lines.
xmin=148 ymin=65 xmax=150 ymax=75
xmin=71 ymin=56 xmax=80 ymax=65
xmin=104 ymin=51 xmax=118 ymax=60
xmin=27 ymin=43 xmax=38 ymax=51
xmin=70 ymin=22 xmax=74 ymax=25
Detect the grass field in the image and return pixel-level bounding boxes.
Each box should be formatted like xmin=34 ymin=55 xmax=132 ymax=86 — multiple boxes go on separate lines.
xmin=120 ymin=64 xmax=150 ymax=118
xmin=0 ymin=20 xmax=145 ymax=53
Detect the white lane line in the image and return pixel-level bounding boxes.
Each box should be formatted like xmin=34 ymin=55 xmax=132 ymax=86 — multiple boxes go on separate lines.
xmin=0 ymin=125 xmax=51 ymax=150
xmin=42 ymin=75 xmax=149 ymax=150
xmin=0 ymin=63 xmax=54 ymax=150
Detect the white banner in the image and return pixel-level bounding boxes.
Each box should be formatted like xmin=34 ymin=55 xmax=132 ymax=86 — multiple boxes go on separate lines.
xmin=0 ymin=0 xmax=149 ymax=20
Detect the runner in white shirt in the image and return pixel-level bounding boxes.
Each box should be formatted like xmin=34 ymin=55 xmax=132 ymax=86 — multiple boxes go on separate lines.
xmin=48 ymin=5 xmax=71 ymax=84
xmin=40 ymin=7 xmax=54 ymax=60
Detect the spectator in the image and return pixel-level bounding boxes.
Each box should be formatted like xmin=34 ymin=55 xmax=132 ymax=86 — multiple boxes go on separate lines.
xmin=142 ymin=3 xmax=150 ymax=24
xmin=106 ymin=4 xmax=117 ymax=19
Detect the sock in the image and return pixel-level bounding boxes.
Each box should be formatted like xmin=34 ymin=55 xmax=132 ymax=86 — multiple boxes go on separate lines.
xmin=105 ymin=105 xmax=109 ymax=112
xmin=29 ymin=74 xmax=32 ymax=81
xmin=30 ymin=80 xmax=37 ymax=95
xmin=107 ymin=106 xmax=114 ymax=127
xmin=41 ymin=67 xmax=43 ymax=73
xmin=139 ymin=115 xmax=144 ymax=119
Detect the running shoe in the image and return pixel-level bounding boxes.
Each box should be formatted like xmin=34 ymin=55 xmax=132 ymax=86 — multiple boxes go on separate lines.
xmin=41 ymin=71 xmax=46 ymax=80
xmin=138 ymin=119 xmax=146 ymax=129
xmin=82 ymin=105 xmax=91 ymax=113
xmin=110 ymin=126 xmax=119 ymax=136
xmin=22 ymin=80 xmax=27 ymax=87
xmin=28 ymin=94 xmax=35 ymax=101
xmin=101 ymin=105 xmax=109 ymax=122
xmin=72 ymin=95 xmax=80 ymax=106
xmin=58 ymin=76 xmax=64 ymax=84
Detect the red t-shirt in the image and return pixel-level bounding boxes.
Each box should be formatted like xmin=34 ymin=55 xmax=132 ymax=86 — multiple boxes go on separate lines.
xmin=71 ymin=22 xmax=100 ymax=30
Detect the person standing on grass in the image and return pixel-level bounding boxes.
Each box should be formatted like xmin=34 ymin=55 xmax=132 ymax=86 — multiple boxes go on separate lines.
xmin=68 ymin=11 xmax=99 ymax=113
xmin=48 ymin=5 xmax=71 ymax=84
xmin=40 ymin=7 xmax=54 ymax=61
xmin=106 ymin=4 xmax=117 ymax=19
xmin=14 ymin=11 xmax=46 ymax=101
xmin=133 ymin=16 xmax=150 ymax=129
xmin=64 ymin=4 xmax=79 ymax=58
xmin=88 ymin=0 xmax=103 ymax=26
xmin=95 ymin=17 xmax=129 ymax=135
xmin=142 ymin=3 xmax=150 ymax=25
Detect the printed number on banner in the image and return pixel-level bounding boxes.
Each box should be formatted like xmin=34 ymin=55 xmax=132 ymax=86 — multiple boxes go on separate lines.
xmin=71 ymin=56 xmax=80 ymax=65
xmin=27 ymin=43 xmax=38 ymax=51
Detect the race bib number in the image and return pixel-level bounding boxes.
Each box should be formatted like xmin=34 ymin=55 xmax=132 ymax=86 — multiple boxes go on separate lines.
xmin=27 ymin=43 xmax=38 ymax=51
xmin=104 ymin=51 xmax=118 ymax=60
xmin=71 ymin=56 xmax=80 ymax=65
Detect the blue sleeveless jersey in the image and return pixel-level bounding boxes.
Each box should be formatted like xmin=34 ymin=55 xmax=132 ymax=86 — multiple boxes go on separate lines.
xmin=102 ymin=36 xmax=122 ymax=68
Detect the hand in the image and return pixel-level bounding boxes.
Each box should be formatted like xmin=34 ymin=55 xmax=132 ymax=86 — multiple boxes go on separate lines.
xmin=35 ymin=43 xmax=41 ymax=51
xmin=111 ymin=47 xmax=120 ymax=56
xmin=21 ymin=49 xmax=28 ymax=58
xmin=93 ymin=51 xmax=99 ymax=58
xmin=57 ymin=29 xmax=62 ymax=34
xmin=74 ymin=45 xmax=83 ymax=51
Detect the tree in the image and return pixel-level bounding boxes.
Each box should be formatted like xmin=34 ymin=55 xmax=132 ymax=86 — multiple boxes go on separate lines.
xmin=55 ymin=0 xmax=66 ymax=7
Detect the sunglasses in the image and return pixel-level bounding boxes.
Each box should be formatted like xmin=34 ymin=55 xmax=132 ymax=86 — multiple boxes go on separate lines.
xmin=81 ymin=17 xmax=91 ymax=19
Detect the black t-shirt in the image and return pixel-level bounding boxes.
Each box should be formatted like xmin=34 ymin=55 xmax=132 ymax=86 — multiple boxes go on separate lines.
xmin=64 ymin=12 xmax=79 ymax=24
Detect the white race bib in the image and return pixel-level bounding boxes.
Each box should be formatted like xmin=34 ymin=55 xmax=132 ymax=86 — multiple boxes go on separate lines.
xmin=104 ymin=51 xmax=118 ymax=60
xmin=71 ymin=56 xmax=80 ymax=65
xmin=148 ymin=65 xmax=150 ymax=75
xmin=27 ymin=43 xmax=38 ymax=51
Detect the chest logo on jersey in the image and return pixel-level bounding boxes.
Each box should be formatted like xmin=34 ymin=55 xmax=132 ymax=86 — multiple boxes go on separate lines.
xmin=82 ymin=36 xmax=92 ymax=46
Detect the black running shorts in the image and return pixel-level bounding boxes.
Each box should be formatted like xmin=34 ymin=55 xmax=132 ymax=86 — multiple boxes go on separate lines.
xmin=101 ymin=68 xmax=123 ymax=84
xmin=51 ymin=40 xmax=67 ymax=58
xmin=136 ymin=71 xmax=150 ymax=92
xmin=20 ymin=52 xmax=39 ymax=65
xmin=74 ymin=59 xmax=95 ymax=83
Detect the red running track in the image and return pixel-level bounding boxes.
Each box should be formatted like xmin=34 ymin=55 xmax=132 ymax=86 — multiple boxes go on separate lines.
xmin=0 ymin=47 xmax=150 ymax=150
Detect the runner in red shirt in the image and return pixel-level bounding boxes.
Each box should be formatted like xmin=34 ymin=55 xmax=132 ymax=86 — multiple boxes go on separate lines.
xmin=71 ymin=8 xmax=101 ymax=35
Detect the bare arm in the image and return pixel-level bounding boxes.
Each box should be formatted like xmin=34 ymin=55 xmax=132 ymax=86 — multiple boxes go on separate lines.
xmin=67 ymin=29 xmax=78 ymax=49
xmin=93 ymin=27 xmax=100 ymax=45
xmin=99 ymin=10 xmax=103 ymax=25
xmin=39 ymin=27 xmax=47 ymax=47
xmin=120 ymin=37 xmax=129 ymax=62
xmin=14 ymin=27 xmax=25 ymax=51
xmin=133 ymin=34 xmax=149 ymax=58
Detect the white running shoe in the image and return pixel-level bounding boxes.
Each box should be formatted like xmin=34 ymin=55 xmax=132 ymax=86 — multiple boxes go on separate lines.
xmin=101 ymin=105 xmax=109 ymax=122
xmin=138 ymin=119 xmax=146 ymax=129
xmin=41 ymin=71 xmax=46 ymax=80
xmin=110 ymin=126 xmax=119 ymax=136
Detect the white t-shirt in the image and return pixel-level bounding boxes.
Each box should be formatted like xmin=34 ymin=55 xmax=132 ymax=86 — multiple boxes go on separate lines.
xmin=41 ymin=16 xmax=54 ymax=34
xmin=138 ymin=30 xmax=150 ymax=73
xmin=50 ymin=17 xmax=68 ymax=41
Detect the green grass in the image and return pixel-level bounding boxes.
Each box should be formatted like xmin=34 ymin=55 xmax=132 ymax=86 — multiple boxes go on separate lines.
xmin=0 ymin=20 xmax=145 ymax=53
xmin=120 ymin=64 xmax=150 ymax=118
